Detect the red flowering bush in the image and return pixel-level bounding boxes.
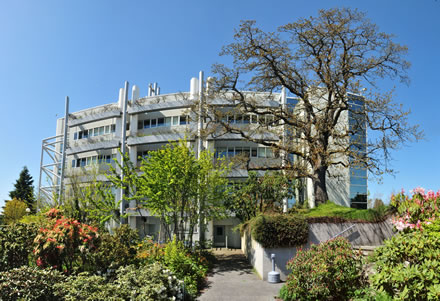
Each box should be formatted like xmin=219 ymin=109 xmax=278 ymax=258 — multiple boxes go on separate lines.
xmin=390 ymin=187 xmax=440 ymax=232
xmin=33 ymin=208 xmax=100 ymax=273
xmin=280 ymin=237 xmax=364 ymax=301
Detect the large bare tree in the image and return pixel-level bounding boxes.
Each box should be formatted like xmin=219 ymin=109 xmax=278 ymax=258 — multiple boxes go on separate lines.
xmin=202 ymin=8 xmax=422 ymax=206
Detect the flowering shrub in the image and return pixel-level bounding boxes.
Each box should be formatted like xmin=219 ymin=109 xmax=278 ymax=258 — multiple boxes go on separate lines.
xmin=280 ymin=237 xmax=364 ymax=301
xmin=115 ymin=263 xmax=184 ymax=300
xmin=33 ymin=208 xmax=100 ymax=273
xmin=391 ymin=187 xmax=440 ymax=232
xmin=137 ymin=237 xmax=210 ymax=299
xmin=0 ymin=266 xmax=66 ymax=301
xmin=371 ymin=230 xmax=440 ymax=300
xmin=0 ymin=223 xmax=37 ymax=271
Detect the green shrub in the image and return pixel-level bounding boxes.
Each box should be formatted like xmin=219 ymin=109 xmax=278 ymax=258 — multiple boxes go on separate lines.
xmin=281 ymin=237 xmax=364 ymax=301
xmin=53 ymin=272 xmax=119 ymax=301
xmin=250 ymin=214 xmax=308 ymax=248
xmin=137 ymin=237 xmax=210 ymax=299
xmin=371 ymin=230 xmax=440 ymax=300
xmin=0 ymin=266 xmax=66 ymax=301
xmin=114 ymin=263 xmax=184 ymax=300
xmin=0 ymin=223 xmax=37 ymax=271
xmin=90 ymin=224 xmax=140 ymax=273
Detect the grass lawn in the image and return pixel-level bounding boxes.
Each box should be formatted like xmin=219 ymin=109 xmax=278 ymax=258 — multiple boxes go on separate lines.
xmin=297 ymin=201 xmax=390 ymax=222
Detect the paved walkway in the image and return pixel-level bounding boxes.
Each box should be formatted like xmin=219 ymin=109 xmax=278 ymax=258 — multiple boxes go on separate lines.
xmin=198 ymin=249 xmax=283 ymax=301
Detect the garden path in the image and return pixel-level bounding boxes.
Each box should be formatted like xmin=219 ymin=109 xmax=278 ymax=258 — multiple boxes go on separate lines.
xmin=198 ymin=249 xmax=283 ymax=301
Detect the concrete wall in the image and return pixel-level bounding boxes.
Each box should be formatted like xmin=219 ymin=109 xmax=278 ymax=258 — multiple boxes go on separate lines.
xmin=242 ymin=219 xmax=395 ymax=281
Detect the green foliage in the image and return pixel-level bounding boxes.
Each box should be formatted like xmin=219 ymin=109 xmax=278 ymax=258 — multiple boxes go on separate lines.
xmin=228 ymin=171 xmax=294 ymax=221
xmin=90 ymin=224 xmax=140 ymax=272
xmin=249 ymin=214 xmax=308 ymax=248
xmin=8 ymin=166 xmax=35 ymax=212
xmin=3 ymin=198 xmax=28 ymax=224
xmin=53 ymin=272 xmax=119 ymax=301
xmin=351 ymin=287 xmax=392 ymax=301
xmin=137 ymin=237 xmax=210 ymax=299
xmin=0 ymin=223 xmax=38 ymax=271
xmin=63 ymin=167 xmax=121 ymax=225
xmin=302 ymin=201 xmax=389 ymax=222
xmin=0 ymin=266 xmax=66 ymax=301
xmin=371 ymin=230 xmax=440 ymax=300
xmin=33 ymin=208 xmax=100 ymax=273
xmin=110 ymin=140 xmax=230 ymax=243
xmin=281 ymin=237 xmax=364 ymax=301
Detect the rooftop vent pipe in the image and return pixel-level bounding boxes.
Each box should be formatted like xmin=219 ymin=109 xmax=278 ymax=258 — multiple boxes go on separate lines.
xmin=190 ymin=77 xmax=199 ymax=100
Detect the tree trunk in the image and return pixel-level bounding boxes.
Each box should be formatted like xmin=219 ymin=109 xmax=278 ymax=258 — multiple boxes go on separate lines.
xmin=313 ymin=166 xmax=329 ymax=206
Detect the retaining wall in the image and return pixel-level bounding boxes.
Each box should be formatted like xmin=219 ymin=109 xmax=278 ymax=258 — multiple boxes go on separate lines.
xmin=241 ymin=219 xmax=395 ymax=281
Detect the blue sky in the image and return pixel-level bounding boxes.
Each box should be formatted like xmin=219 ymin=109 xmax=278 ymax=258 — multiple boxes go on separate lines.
xmin=0 ymin=0 xmax=438 ymax=208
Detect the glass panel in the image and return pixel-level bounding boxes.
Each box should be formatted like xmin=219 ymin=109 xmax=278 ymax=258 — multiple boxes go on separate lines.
xmin=165 ymin=117 xmax=172 ymax=126
xmin=258 ymin=147 xmax=266 ymax=158
xmin=80 ymin=158 xmax=86 ymax=167
xmin=251 ymin=115 xmax=258 ymax=124
xmin=227 ymin=147 xmax=235 ymax=157
xmin=235 ymin=115 xmax=243 ymax=124
xmin=150 ymin=119 xmax=157 ymax=128
xmin=138 ymin=121 xmax=143 ymax=130
xmin=71 ymin=160 xmax=75 ymax=168
xmin=83 ymin=130 xmax=89 ymax=139
xmin=144 ymin=119 xmax=150 ymax=128
xmin=235 ymin=147 xmax=243 ymax=155
xmin=228 ymin=114 xmax=235 ymax=124
xmin=157 ymin=118 xmax=165 ymax=127
xmin=99 ymin=127 xmax=104 ymax=135
xmin=243 ymin=115 xmax=250 ymax=124
xmin=74 ymin=132 xmax=77 ymax=140
xmin=180 ymin=116 xmax=187 ymax=125
xmin=251 ymin=148 xmax=258 ymax=157
xmin=91 ymin=156 xmax=97 ymax=164
xmin=111 ymin=125 xmax=116 ymax=133
xmin=266 ymin=148 xmax=274 ymax=158
xmin=172 ymin=116 xmax=178 ymax=126
xmin=93 ymin=128 xmax=99 ymax=136
xmin=350 ymin=176 xmax=367 ymax=186
xmin=105 ymin=125 xmax=110 ymax=134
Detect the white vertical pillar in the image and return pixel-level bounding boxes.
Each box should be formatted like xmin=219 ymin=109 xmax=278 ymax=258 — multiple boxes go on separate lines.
xmin=280 ymin=87 xmax=288 ymax=213
xmin=59 ymin=96 xmax=69 ymax=204
xmin=120 ymin=82 xmax=129 ymax=224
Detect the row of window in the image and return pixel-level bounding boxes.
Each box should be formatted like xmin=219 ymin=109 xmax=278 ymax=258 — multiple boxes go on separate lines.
xmin=71 ymin=154 xmax=116 ymax=168
xmin=215 ymin=146 xmax=278 ymax=159
xmin=73 ymin=124 xmax=116 ymax=140
xmin=138 ymin=115 xmax=189 ymax=130
xmin=217 ymin=113 xmax=280 ymax=126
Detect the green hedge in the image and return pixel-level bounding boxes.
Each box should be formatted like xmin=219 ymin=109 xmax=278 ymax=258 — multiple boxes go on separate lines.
xmin=248 ymin=214 xmax=308 ymax=248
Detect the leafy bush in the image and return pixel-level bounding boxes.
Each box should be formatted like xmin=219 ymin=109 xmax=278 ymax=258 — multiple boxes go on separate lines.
xmin=281 ymin=237 xmax=364 ymax=301
xmin=114 ymin=263 xmax=184 ymax=300
xmin=137 ymin=237 xmax=210 ymax=299
xmin=0 ymin=222 xmax=37 ymax=271
xmin=33 ymin=208 xmax=100 ymax=273
xmin=0 ymin=266 xmax=66 ymax=301
xmin=249 ymin=214 xmax=308 ymax=248
xmin=53 ymin=272 xmax=119 ymax=301
xmin=90 ymin=224 xmax=140 ymax=273
xmin=390 ymin=187 xmax=440 ymax=231
xmin=371 ymin=230 xmax=440 ymax=300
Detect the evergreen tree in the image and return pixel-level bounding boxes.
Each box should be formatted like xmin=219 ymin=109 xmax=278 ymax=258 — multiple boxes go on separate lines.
xmin=8 ymin=166 xmax=35 ymax=212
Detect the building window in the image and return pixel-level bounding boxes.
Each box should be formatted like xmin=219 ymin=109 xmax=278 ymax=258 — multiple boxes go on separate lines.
xmin=180 ymin=115 xmax=188 ymax=125
xmin=151 ymin=119 xmax=157 ymax=128
xmin=172 ymin=116 xmax=179 ymax=126
xmin=157 ymin=118 xmax=165 ymax=127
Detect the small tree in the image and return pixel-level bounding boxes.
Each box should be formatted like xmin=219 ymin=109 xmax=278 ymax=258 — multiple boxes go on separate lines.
xmin=8 ymin=166 xmax=35 ymax=212
xmin=3 ymin=198 xmax=27 ymax=224
xmin=205 ymin=8 xmax=422 ymax=206
xmin=110 ymin=140 xmax=230 ymax=244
